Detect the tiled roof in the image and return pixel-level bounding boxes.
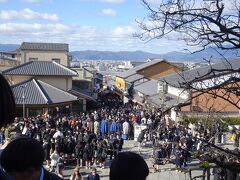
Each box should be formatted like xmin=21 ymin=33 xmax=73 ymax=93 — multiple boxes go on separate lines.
xmin=159 ymin=59 xmax=240 ymax=88
xmin=70 ymin=86 xmax=96 ymax=101
xmin=119 ymin=59 xmax=165 ymax=78
xmin=12 ymin=79 xmax=78 ymax=105
xmin=2 ymin=61 xmax=77 ymax=76
xmin=20 ymin=42 xmax=69 ymax=51
xmin=84 ymin=67 xmax=97 ymax=73
xmin=147 ymin=93 xmax=187 ymax=110
xmin=131 ymin=61 xmax=145 ymax=67
xmin=134 ymin=80 xmax=158 ymax=96
xmin=119 ymin=59 xmax=183 ymax=79
xmin=125 ymin=74 xmax=145 ymax=83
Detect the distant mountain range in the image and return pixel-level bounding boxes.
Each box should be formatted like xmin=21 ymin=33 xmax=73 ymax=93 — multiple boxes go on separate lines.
xmin=71 ymin=49 xmax=240 ymax=61
xmin=0 ymin=44 xmax=239 ymax=62
xmin=70 ymin=50 xmax=160 ymax=61
xmin=0 ymin=44 xmax=19 ymax=52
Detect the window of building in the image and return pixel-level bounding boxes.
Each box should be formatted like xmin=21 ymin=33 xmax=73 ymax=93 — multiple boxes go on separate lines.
xmin=52 ymin=58 xmax=61 ymax=64
xmin=29 ymin=58 xmax=38 ymax=61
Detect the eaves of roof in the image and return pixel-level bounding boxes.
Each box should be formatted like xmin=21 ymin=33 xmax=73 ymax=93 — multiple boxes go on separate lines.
xmin=2 ymin=61 xmax=77 ymax=76
xmin=12 ymin=78 xmax=78 ymax=105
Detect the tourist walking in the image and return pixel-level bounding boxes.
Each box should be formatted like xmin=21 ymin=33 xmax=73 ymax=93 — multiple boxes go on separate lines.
xmin=122 ymin=120 xmax=129 ymax=140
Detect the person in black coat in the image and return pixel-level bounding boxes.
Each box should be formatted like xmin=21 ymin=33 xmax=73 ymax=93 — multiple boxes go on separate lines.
xmin=43 ymin=139 xmax=51 ymax=168
xmin=175 ymin=146 xmax=184 ymax=169
xmin=83 ymin=143 xmax=92 ymax=169
xmin=87 ymin=168 xmax=100 ymax=180
xmin=110 ymin=152 xmax=149 ymax=180
xmin=97 ymin=140 xmax=108 ymax=169
xmin=137 ymin=130 xmax=145 ymax=153
xmin=42 ymin=168 xmax=63 ymax=180
xmin=75 ymin=142 xmax=84 ymax=167
xmin=0 ymin=75 xmax=17 ymax=179
xmin=0 ymin=136 xmax=63 ymax=180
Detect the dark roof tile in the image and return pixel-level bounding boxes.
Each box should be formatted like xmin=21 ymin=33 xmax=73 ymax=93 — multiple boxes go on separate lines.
xmin=3 ymin=61 xmax=77 ymax=76
xmin=160 ymin=59 xmax=240 ymax=88
xmin=20 ymin=42 xmax=68 ymax=51
xmin=12 ymin=79 xmax=78 ymax=105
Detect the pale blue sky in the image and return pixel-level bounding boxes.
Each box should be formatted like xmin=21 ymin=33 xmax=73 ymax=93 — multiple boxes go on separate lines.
xmin=0 ymin=0 xmax=191 ymax=53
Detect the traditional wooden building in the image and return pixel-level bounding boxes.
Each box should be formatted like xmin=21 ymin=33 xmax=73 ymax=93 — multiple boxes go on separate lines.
xmin=159 ymin=59 xmax=240 ymax=118
xmin=2 ymin=61 xmax=79 ymax=116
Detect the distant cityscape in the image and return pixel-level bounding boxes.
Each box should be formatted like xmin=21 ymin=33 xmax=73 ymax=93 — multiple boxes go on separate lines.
xmin=1 ymin=43 xmax=240 ymax=62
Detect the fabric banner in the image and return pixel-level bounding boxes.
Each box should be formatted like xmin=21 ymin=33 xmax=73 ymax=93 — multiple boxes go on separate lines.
xmin=115 ymin=77 xmax=126 ymax=91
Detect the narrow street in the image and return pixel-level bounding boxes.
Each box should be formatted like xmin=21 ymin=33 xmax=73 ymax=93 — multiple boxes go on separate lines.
xmin=62 ymin=140 xmax=211 ymax=180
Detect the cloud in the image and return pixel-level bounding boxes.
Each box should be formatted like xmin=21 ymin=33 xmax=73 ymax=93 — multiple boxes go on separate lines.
xmin=111 ymin=26 xmax=135 ymax=37
xmin=101 ymin=8 xmax=116 ymax=16
xmin=0 ymin=23 xmax=71 ymax=36
xmin=145 ymin=0 xmax=159 ymax=4
xmin=0 ymin=22 xmax=191 ymax=53
xmin=100 ymin=0 xmax=125 ymax=3
xmin=0 ymin=0 xmax=7 ymax=3
xmin=0 ymin=8 xmax=59 ymax=21
xmin=78 ymin=0 xmax=125 ymax=3
xmin=23 ymin=0 xmax=41 ymax=3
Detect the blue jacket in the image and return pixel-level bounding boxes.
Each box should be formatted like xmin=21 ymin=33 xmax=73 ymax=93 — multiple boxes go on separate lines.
xmin=110 ymin=122 xmax=117 ymax=133
xmin=116 ymin=122 xmax=122 ymax=133
xmin=100 ymin=119 xmax=108 ymax=134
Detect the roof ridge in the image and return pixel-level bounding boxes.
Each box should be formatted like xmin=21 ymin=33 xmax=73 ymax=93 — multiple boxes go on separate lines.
xmin=20 ymin=42 xmax=69 ymax=51
xmin=33 ymin=79 xmax=48 ymax=104
xmin=119 ymin=59 xmax=165 ymax=78
xmin=52 ymin=61 xmax=77 ymax=75
xmin=2 ymin=61 xmax=32 ymax=74
xmin=22 ymin=42 xmax=68 ymax=45
xmin=3 ymin=61 xmax=77 ymax=76
xmin=134 ymin=79 xmax=156 ymax=87
xmin=11 ymin=78 xmax=32 ymax=88
xmin=160 ymin=59 xmax=239 ymax=81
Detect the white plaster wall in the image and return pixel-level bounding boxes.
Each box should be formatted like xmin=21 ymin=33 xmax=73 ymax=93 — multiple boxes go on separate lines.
xmin=21 ymin=50 xmax=68 ymax=66
xmin=36 ymin=77 xmax=72 ymax=91
xmin=168 ymin=86 xmax=189 ymax=100
xmin=10 ymin=75 xmax=31 ymax=85
xmin=171 ymin=108 xmax=177 ymax=121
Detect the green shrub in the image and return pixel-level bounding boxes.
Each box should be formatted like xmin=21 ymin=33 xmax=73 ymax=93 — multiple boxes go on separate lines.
xmin=222 ymin=117 xmax=240 ymax=125
xmin=181 ymin=116 xmax=240 ymax=125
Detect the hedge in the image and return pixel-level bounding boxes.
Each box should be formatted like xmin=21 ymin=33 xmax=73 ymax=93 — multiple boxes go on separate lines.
xmin=181 ymin=116 xmax=240 ymax=125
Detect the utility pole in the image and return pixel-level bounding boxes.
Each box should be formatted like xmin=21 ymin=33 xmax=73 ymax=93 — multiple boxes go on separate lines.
xmin=20 ymin=85 xmax=27 ymax=119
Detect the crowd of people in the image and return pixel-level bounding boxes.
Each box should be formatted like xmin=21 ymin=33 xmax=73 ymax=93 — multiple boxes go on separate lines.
xmin=142 ymin=117 xmax=240 ymax=179
xmin=1 ymin=88 xmax=156 ymax=179
xmin=0 ymin=73 xmax=240 ymax=180
xmin=0 ymin=73 xmax=149 ymax=180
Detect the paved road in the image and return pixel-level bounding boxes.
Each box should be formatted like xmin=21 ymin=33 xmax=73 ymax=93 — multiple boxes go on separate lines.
xmin=62 ymin=140 xmax=209 ymax=180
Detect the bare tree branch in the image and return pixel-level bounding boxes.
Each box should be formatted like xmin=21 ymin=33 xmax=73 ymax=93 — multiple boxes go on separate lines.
xmin=137 ymin=0 xmax=240 ymax=50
